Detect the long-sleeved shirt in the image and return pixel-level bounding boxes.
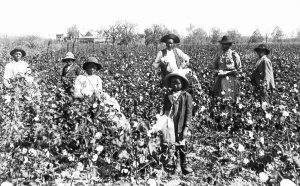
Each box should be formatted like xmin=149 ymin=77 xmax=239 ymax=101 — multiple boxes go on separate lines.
xmin=251 ymin=55 xmax=275 ymax=90
xmin=61 ymin=64 xmax=82 ymax=91
xmin=74 ymin=74 xmax=103 ymax=98
xmin=163 ymin=91 xmax=193 ymax=142
xmin=3 ymin=60 xmax=32 ymax=88
xmin=153 ymin=48 xmax=190 ymax=72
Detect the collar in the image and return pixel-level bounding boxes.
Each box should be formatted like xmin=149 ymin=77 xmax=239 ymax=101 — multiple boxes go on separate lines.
xmin=11 ymin=60 xmax=23 ymax=63
xmin=168 ymin=91 xmax=182 ymax=103
xmin=222 ymin=48 xmax=232 ymax=53
xmin=254 ymin=55 xmax=268 ymax=69
xmin=84 ymin=73 xmax=97 ymax=78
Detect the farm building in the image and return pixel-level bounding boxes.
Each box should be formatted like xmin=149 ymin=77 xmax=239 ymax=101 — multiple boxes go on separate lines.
xmin=79 ymin=31 xmax=107 ymax=43
xmin=56 ymin=34 xmax=64 ymax=41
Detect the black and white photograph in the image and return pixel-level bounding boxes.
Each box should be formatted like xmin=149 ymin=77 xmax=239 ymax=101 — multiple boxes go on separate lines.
xmin=0 ymin=0 xmax=300 ymax=185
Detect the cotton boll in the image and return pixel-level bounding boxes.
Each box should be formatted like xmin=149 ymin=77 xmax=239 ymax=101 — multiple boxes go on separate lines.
xmin=280 ymin=179 xmax=296 ymax=186
xmin=147 ymin=178 xmax=157 ymax=186
xmin=238 ymin=143 xmax=245 ymax=152
xmin=1 ymin=181 xmax=13 ymax=186
xmin=259 ymin=172 xmax=269 ymax=183
xmin=96 ymin=145 xmax=104 ymax=153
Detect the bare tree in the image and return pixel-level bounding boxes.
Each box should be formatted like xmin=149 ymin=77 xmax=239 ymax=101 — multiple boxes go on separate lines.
xmin=210 ymin=27 xmax=221 ymax=44
xmin=226 ymin=29 xmax=241 ymax=43
xmin=248 ymin=29 xmax=264 ymax=43
xmin=271 ymin=26 xmax=284 ymax=43
xmin=117 ymin=21 xmax=137 ymax=45
xmin=104 ymin=21 xmax=137 ymax=46
xmin=296 ymin=30 xmax=300 ymax=42
xmin=143 ymin=24 xmax=171 ymax=48
xmin=184 ymin=24 xmax=207 ymax=45
xmin=67 ymin=25 xmax=80 ymax=40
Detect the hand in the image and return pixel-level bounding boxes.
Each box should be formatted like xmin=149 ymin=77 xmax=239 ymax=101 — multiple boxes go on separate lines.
xmin=183 ymin=128 xmax=190 ymax=139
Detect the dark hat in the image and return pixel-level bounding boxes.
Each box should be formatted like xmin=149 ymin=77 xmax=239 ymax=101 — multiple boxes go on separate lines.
xmin=10 ymin=47 xmax=26 ymax=57
xmin=160 ymin=34 xmax=180 ymax=43
xmin=254 ymin=44 xmax=270 ymax=55
xmin=83 ymin=57 xmax=102 ymax=71
xmin=163 ymin=70 xmax=189 ymax=90
xmin=219 ymin=36 xmax=234 ymax=44
xmin=62 ymin=52 xmax=75 ymax=62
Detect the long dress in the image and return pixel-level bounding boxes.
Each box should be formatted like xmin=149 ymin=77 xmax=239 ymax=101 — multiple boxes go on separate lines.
xmin=212 ymin=49 xmax=241 ymax=101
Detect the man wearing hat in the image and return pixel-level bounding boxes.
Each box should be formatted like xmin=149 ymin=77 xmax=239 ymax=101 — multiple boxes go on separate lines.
xmin=153 ymin=34 xmax=190 ymax=80
xmin=211 ymin=36 xmax=242 ymax=102
xmin=61 ymin=52 xmax=82 ymax=94
xmin=74 ymin=57 xmax=103 ymax=98
xmin=3 ymin=47 xmax=32 ymax=88
xmin=251 ymin=44 xmax=275 ymax=102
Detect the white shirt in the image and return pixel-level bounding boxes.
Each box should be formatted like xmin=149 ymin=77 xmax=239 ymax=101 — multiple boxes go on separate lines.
xmin=153 ymin=48 xmax=190 ymax=72
xmin=3 ymin=60 xmax=32 ymax=88
xmin=74 ymin=74 xmax=103 ymax=98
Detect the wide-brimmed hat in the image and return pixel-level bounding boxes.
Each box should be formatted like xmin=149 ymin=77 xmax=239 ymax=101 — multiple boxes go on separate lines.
xmin=62 ymin=52 xmax=75 ymax=62
xmin=163 ymin=70 xmax=189 ymax=89
xmin=219 ymin=36 xmax=234 ymax=44
xmin=160 ymin=34 xmax=180 ymax=44
xmin=254 ymin=44 xmax=270 ymax=55
xmin=83 ymin=57 xmax=102 ymax=71
xmin=10 ymin=47 xmax=26 ymax=57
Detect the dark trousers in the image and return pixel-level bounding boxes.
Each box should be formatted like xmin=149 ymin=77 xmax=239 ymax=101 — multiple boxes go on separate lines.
xmin=253 ymin=86 xmax=269 ymax=103
xmin=176 ymin=144 xmax=187 ymax=165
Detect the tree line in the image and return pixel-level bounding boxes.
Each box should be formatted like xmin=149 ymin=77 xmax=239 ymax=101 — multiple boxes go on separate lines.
xmin=66 ymin=21 xmax=300 ymax=46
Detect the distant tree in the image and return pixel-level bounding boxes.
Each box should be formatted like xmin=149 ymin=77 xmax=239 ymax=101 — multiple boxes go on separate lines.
xmin=248 ymin=29 xmax=264 ymax=43
xmin=143 ymin=24 xmax=171 ymax=48
xmin=184 ymin=24 xmax=207 ymax=45
xmin=117 ymin=21 xmax=137 ymax=45
xmin=210 ymin=27 xmax=221 ymax=44
xmin=104 ymin=21 xmax=137 ymax=46
xmin=296 ymin=30 xmax=300 ymax=42
xmin=271 ymin=26 xmax=284 ymax=43
xmin=67 ymin=25 xmax=80 ymax=40
xmin=226 ymin=29 xmax=241 ymax=43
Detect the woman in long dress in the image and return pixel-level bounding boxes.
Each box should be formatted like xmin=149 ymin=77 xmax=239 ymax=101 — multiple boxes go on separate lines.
xmin=211 ymin=36 xmax=242 ymax=102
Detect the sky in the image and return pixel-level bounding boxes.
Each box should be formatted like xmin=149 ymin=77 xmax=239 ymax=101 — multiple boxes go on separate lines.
xmin=0 ymin=0 xmax=299 ymax=38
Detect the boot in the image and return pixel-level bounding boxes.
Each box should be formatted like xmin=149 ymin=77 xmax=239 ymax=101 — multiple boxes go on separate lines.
xmin=181 ymin=163 xmax=193 ymax=175
xmin=178 ymin=145 xmax=193 ymax=175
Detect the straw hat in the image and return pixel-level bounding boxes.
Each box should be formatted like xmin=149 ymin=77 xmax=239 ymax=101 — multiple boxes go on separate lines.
xmin=160 ymin=34 xmax=180 ymax=44
xmin=163 ymin=70 xmax=189 ymax=89
xmin=83 ymin=57 xmax=102 ymax=71
xmin=254 ymin=44 xmax=270 ymax=55
xmin=10 ymin=47 xmax=26 ymax=57
xmin=62 ymin=52 xmax=75 ymax=62
xmin=219 ymin=36 xmax=234 ymax=44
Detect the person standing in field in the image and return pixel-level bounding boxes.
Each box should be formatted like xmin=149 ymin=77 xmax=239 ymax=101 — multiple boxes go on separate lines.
xmin=61 ymin=52 xmax=82 ymax=94
xmin=211 ymin=36 xmax=242 ymax=102
xmin=3 ymin=47 xmax=33 ymax=88
xmin=152 ymin=34 xmax=190 ymax=81
xmin=250 ymin=44 xmax=275 ymax=103
xmin=162 ymin=70 xmax=193 ymax=175
xmin=73 ymin=57 xmax=103 ymax=99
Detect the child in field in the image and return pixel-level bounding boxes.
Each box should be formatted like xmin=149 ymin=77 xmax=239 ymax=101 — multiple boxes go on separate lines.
xmin=73 ymin=57 xmax=121 ymax=111
xmin=74 ymin=57 xmax=103 ymax=99
xmin=61 ymin=52 xmax=82 ymax=94
xmin=3 ymin=47 xmax=33 ymax=88
xmin=162 ymin=70 xmax=193 ymax=175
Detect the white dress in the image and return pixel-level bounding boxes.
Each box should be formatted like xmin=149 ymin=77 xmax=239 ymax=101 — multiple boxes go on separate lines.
xmin=73 ymin=74 xmax=103 ymax=98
